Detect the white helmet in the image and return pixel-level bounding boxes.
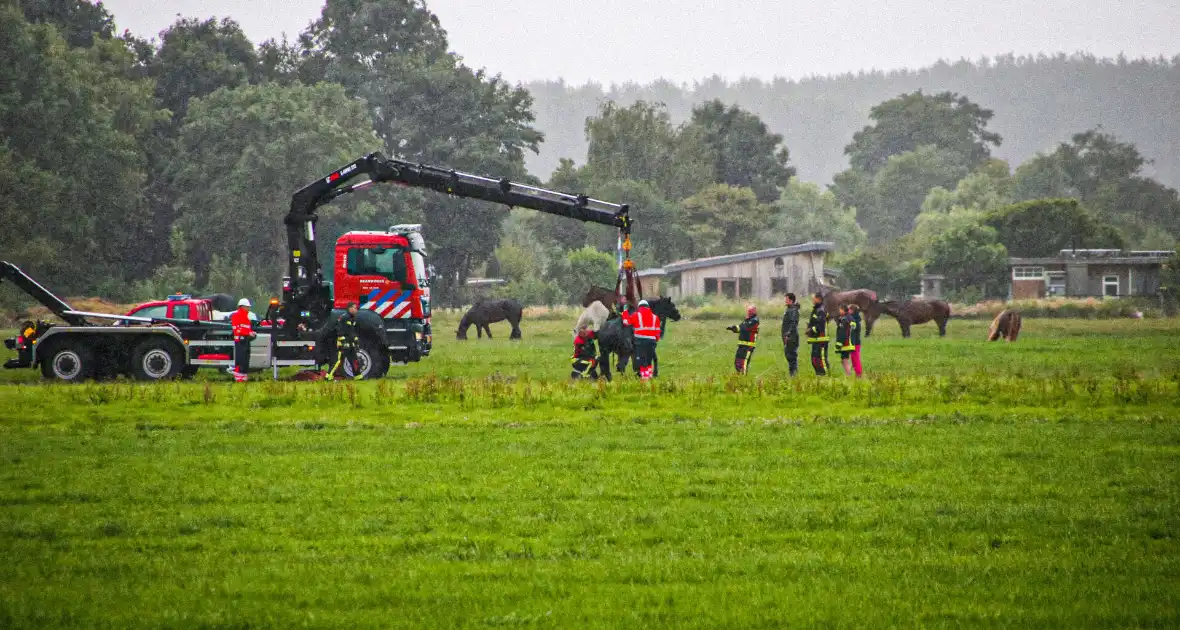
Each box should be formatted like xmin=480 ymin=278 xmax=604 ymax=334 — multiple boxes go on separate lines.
xmin=238 ymin=298 xmax=252 ymax=308
xmin=638 ymin=299 xmax=649 ymax=307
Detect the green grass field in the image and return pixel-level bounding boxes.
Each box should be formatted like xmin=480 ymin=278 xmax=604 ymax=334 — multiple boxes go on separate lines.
xmin=1 ymin=312 xmax=1178 ymax=627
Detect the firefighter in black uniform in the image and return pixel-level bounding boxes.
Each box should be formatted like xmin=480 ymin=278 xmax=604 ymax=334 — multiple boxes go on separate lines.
xmin=571 ymin=324 xmax=599 ymax=380
xmin=327 ymin=302 xmax=363 ymax=381
xmin=727 ymin=304 xmax=759 ymax=375
xmin=806 ymin=293 xmax=830 ymax=376
xmin=781 ymin=292 xmax=800 ymax=376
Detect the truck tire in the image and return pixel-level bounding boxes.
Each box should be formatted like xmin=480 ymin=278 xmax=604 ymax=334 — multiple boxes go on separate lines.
xmin=130 ymin=338 xmax=184 ymax=381
xmin=343 ymin=337 xmax=388 ymax=380
xmin=40 ymin=341 xmax=95 ymax=382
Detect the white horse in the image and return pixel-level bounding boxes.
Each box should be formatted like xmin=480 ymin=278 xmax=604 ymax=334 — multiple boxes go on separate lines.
xmin=573 ymin=300 xmax=611 ymax=338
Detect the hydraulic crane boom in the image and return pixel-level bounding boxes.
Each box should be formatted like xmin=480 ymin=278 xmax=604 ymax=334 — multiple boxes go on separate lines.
xmin=0 ymin=261 xmax=89 ymax=326
xmin=282 ymin=152 xmax=633 ymax=327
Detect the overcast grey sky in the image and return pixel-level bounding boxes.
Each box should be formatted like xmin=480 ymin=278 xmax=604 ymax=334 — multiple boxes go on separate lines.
xmin=101 ymin=0 xmax=1180 ymax=84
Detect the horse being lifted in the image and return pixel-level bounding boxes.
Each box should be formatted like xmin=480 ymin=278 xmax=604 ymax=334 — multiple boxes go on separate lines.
xmin=456 ymin=299 xmax=523 ymax=340
xmin=589 ymin=297 xmax=681 ymax=381
xmin=573 ymin=301 xmax=611 ymax=338
xmin=869 ymin=299 xmax=951 ymax=338
xmin=582 ymin=285 xmax=620 ymax=309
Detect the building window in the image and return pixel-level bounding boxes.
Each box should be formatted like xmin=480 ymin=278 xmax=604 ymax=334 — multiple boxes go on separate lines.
xmin=738 ymin=277 xmax=753 ymax=298
xmin=721 ymin=280 xmax=737 ymax=300
xmin=1047 ymin=274 xmax=1066 ymax=297
xmin=771 ymin=278 xmax=788 ymax=295
xmin=1103 ymin=275 xmax=1120 ymax=297
xmin=1012 ymin=266 xmax=1045 ymax=280
xmin=704 ymin=278 xmax=718 ymax=295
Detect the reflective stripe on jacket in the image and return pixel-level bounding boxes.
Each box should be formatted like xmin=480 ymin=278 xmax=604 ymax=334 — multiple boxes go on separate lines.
xmin=230 ymin=309 xmax=253 ymax=341
xmin=625 ymin=307 xmax=662 ymax=341
xmin=736 ymin=315 xmax=759 ymax=346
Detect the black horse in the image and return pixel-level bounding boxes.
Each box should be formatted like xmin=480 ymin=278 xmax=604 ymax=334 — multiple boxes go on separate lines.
xmin=457 ymin=299 xmax=523 ymax=340
xmin=595 ymin=297 xmax=681 ymax=381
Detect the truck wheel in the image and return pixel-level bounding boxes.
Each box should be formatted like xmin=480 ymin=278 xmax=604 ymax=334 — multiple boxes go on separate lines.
xmin=344 ymin=338 xmax=388 ymax=380
xmin=40 ymin=342 xmax=95 ymax=382
xmin=131 ymin=339 xmax=183 ymax=381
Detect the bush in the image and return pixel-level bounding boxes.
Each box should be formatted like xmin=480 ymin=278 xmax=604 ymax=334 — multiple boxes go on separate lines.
xmin=950 ymin=297 xmax=1162 ymax=320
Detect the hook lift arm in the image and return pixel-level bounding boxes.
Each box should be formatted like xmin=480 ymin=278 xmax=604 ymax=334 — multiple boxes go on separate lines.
xmin=282 ymin=152 xmax=635 ymax=327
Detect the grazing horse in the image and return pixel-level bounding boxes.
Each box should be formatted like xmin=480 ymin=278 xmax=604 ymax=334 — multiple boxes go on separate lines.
xmin=822 ymin=289 xmax=880 ymax=333
xmin=873 ymin=299 xmax=951 ymax=338
xmin=456 ymin=299 xmax=523 ymax=340
xmin=593 ymin=297 xmax=681 ymax=381
xmin=988 ymin=310 xmax=1022 ymax=342
xmin=574 ymin=301 xmax=611 ymax=338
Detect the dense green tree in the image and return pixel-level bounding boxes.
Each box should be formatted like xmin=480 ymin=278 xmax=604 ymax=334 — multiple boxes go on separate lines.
xmin=583 ymin=101 xmax=680 ymax=188
xmin=151 ymin=18 xmax=259 ymax=124
xmin=926 ymin=224 xmax=1009 ymax=301
xmin=857 ymin=145 xmax=969 ymax=243
xmin=984 ymin=199 xmax=1124 ymax=257
xmin=911 ymin=160 xmax=1015 ymax=253
xmin=582 ymin=100 xmax=714 ymax=201
xmin=587 ymin=179 xmax=690 ymax=264
xmin=678 ymin=185 xmax=768 ymax=258
xmin=1012 ymin=153 xmax=1069 ymax=202
xmin=256 ymin=36 xmax=308 ymax=85
xmin=168 ymin=83 xmax=380 ymax=283
xmin=839 ymin=245 xmax=924 ymax=299
xmin=685 ymin=100 xmax=795 ymax=202
xmin=1053 ymin=129 xmax=1146 ymax=200
xmin=18 ymin=0 xmax=114 ymax=48
xmin=763 ymin=180 xmax=866 ymax=254
xmin=1015 ymin=130 xmax=1180 ymax=243
xmin=845 ymin=91 xmax=1001 ymax=174
xmin=300 ymin=0 xmax=448 ymax=77
xmin=0 ymin=7 xmax=166 ymax=293
xmin=546 ymin=247 xmax=618 ymax=305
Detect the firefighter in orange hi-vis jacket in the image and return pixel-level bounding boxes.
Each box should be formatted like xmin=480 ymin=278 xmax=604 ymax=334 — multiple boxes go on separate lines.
xmin=622 ymin=299 xmax=661 ymax=381
xmin=230 ymin=298 xmax=255 ymax=382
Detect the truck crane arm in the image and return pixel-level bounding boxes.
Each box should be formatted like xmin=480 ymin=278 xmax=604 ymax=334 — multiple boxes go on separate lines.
xmin=283 ymin=152 xmax=633 ymax=326
xmin=0 ymin=261 xmax=89 ymax=326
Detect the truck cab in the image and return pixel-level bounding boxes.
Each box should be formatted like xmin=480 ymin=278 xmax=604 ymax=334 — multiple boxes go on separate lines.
xmin=331 ymin=224 xmax=432 ymax=364
xmin=126 ymin=294 xmax=213 ymax=321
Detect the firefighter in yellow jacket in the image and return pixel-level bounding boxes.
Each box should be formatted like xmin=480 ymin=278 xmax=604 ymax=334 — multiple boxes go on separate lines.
xmin=726 ymin=304 xmax=759 ymax=374
xmin=806 ymin=293 xmax=830 ymax=376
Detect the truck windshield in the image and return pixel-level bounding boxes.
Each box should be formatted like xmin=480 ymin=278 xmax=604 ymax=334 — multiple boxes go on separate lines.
xmin=346 ymin=246 xmax=411 ymax=285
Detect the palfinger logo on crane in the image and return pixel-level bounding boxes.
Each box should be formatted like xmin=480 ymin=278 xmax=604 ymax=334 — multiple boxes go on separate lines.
xmin=326 ymin=164 xmax=358 ymax=183
xmin=362 ymin=288 xmax=413 ymax=318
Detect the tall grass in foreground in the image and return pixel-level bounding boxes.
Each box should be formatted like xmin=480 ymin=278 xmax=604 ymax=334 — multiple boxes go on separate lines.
xmin=2 ymin=371 xmax=1177 ymax=424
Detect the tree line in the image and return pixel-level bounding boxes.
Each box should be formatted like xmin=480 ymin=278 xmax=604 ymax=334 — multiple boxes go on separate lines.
xmin=1 ymin=0 xmax=1178 ymax=311
xmin=524 ymin=54 xmax=1180 ymax=192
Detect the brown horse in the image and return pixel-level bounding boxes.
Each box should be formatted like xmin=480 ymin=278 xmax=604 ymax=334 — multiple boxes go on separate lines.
xmin=457 ymin=299 xmax=523 ymax=340
xmin=988 ymin=310 xmax=1022 ymax=342
xmin=821 ymin=288 xmax=880 ymax=332
xmin=872 ymin=299 xmax=951 ymax=338
xmin=582 ymin=285 xmax=619 ymax=309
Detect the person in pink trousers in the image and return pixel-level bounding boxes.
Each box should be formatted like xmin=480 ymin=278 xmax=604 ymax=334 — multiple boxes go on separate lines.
xmin=848 ymin=304 xmax=864 ymax=378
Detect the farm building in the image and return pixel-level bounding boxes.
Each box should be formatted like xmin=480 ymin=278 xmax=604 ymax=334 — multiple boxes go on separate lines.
xmin=637 ymin=268 xmax=666 ymax=296
xmin=664 ymin=242 xmax=834 ymax=301
xmin=1008 ymin=249 xmax=1171 ymax=299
